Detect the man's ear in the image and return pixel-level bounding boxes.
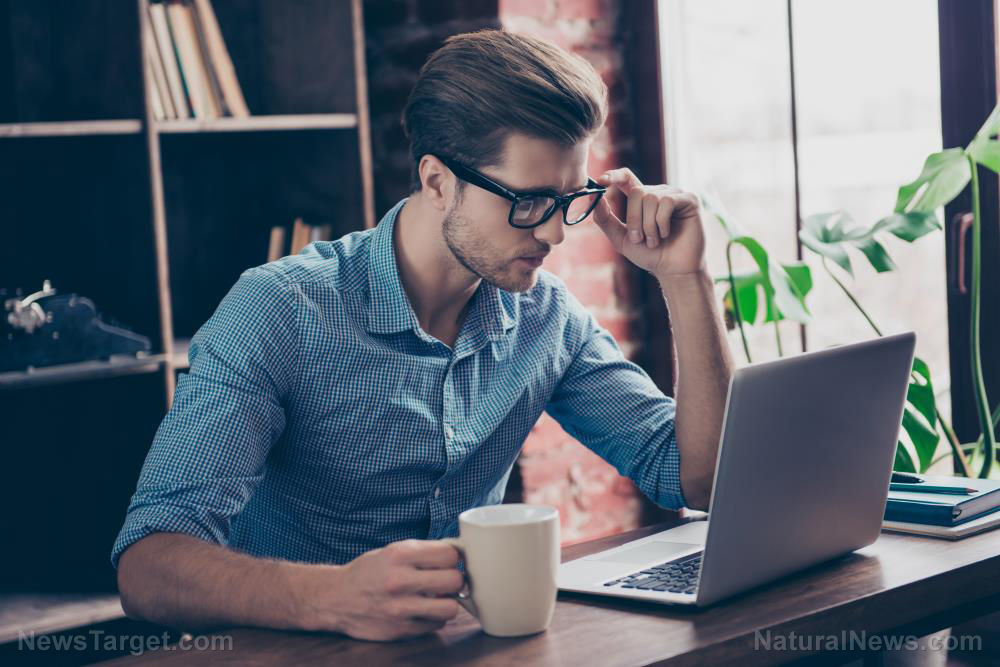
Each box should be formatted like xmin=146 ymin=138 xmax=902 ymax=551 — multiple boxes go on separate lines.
xmin=418 ymin=155 xmax=453 ymax=212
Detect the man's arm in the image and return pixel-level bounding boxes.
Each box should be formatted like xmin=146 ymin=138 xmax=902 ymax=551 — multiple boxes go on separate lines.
xmin=658 ymin=269 xmax=734 ymax=509
xmin=112 ymin=266 xmax=462 ymax=640
xmin=591 ymin=167 xmax=734 ymax=510
xmin=117 ymin=533 xmax=463 ymax=641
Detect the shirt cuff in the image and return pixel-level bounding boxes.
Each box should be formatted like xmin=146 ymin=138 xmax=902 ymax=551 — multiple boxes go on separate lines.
xmin=110 ymin=504 xmax=227 ymax=570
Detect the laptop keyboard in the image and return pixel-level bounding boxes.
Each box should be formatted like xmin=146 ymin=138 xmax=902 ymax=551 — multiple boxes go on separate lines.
xmin=602 ymin=551 xmax=702 ymax=594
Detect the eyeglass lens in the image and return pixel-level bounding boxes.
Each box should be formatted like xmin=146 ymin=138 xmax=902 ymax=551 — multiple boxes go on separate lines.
xmin=510 ymin=193 xmax=601 ymax=227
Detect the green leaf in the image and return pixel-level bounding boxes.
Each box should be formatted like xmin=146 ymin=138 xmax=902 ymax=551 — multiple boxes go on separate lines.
xmin=968 ymin=138 xmax=1000 ymax=174
xmin=974 ymin=102 xmax=1000 ymax=139
xmin=894 ymin=148 xmax=970 ymax=213
xmin=762 ymin=263 xmax=813 ymax=322
xmin=700 ymin=194 xmax=748 ymax=239
xmin=894 ymin=442 xmax=917 ymax=473
xmin=704 ymin=196 xmax=811 ymax=324
xmin=720 ymin=271 xmax=760 ymax=324
xmin=902 ymin=406 xmax=940 ymax=473
xmin=906 ymin=356 xmax=938 ymax=429
xmin=853 ymin=236 xmax=897 ymax=273
xmin=800 ymin=212 xmax=855 ymax=276
xmin=871 ymin=211 xmax=941 ymax=242
xmin=718 ymin=263 xmax=814 ymax=325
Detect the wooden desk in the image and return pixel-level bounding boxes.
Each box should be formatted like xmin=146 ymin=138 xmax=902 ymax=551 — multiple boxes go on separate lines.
xmin=94 ymin=517 xmax=1000 ymax=666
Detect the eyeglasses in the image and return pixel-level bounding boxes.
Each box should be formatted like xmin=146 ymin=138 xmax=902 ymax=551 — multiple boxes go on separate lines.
xmin=435 ymin=154 xmax=606 ymax=229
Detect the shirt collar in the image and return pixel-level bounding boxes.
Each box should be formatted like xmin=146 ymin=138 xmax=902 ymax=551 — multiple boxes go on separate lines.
xmin=366 ymin=198 xmax=517 ymax=341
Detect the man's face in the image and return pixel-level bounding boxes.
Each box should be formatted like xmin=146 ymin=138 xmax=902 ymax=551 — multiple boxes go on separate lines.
xmin=441 ymin=134 xmax=591 ymax=292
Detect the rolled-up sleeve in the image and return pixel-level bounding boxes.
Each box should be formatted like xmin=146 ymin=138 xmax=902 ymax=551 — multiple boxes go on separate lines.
xmin=544 ymin=289 xmax=686 ymax=510
xmin=110 ymin=265 xmax=300 ymax=569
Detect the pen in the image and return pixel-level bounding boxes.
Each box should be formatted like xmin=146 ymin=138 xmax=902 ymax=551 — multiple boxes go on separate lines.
xmin=889 ymin=483 xmax=977 ymax=495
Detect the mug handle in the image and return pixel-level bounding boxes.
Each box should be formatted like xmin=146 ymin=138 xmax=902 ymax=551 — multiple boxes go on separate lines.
xmin=440 ymin=537 xmax=478 ymax=619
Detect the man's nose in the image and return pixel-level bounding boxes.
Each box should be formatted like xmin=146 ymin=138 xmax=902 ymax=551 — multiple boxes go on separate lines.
xmin=532 ymin=211 xmax=565 ymax=246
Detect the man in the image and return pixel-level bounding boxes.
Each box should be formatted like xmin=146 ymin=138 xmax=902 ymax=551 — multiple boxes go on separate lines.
xmin=113 ymin=30 xmax=733 ymax=641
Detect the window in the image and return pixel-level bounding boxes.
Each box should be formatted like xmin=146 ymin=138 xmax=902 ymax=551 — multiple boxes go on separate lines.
xmin=659 ymin=0 xmax=950 ymax=437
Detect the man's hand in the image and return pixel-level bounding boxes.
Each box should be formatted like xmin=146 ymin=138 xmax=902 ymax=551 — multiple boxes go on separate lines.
xmin=592 ymin=168 xmax=707 ymax=278
xmin=302 ymin=539 xmax=465 ymax=641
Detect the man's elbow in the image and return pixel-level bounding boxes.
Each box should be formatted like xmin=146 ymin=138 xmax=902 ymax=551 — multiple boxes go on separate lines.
xmin=680 ymin=471 xmax=713 ymax=511
xmin=117 ymin=540 xmax=159 ymax=622
xmin=117 ymin=548 xmax=143 ymax=620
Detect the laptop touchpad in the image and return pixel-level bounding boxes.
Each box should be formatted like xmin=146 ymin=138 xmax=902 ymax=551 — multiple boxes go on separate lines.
xmin=593 ymin=541 xmax=699 ymax=564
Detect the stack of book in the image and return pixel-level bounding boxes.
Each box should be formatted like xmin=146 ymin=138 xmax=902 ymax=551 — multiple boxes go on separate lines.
xmin=267 ymin=219 xmax=334 ymax=262
xmin=882 ymin=473 xmax=1000 ymax=539
xmin=143 ymin=0 xmax=249 ymax=120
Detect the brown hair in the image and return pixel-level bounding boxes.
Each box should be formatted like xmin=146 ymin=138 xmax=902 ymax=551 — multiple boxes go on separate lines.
xmin=402 ymin=29 xmax=608 ymax=192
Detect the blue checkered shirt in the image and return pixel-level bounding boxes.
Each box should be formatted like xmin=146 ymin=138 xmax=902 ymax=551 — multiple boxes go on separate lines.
xmin=111 ymin=199 xmax=684 ymax=569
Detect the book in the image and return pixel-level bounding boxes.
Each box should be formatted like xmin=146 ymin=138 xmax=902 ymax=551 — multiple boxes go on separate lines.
xmin=166 ymin=0 xmax=220 ymax=119
xmin=189 ymin=0 xmax=228 ymax=116
xmin=148 ymin=1 xmax=190 ymax=119
xmin=267 ymin=226 xmax=286 ymax=263
xmin=191 ymin=0 xmax=249 ymax=117
xmin=290 ymin=217 xmax=310 ymax=255
xmin=268 ymin=221 xmax=332 ymax=261
xmin=882 ymin=508 xmax=1000 ymax=540
xmin=146 ymin=57 xmax=166 ymax=120
xmin=883 ymin=475 xmax=1000 ymax=527
xmin=143 ymin=10 xmax=176 ymax=119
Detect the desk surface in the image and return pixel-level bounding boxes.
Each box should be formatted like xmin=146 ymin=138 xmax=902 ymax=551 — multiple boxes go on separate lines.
xmin=96 ymin=517 xmax=1000 ymax=666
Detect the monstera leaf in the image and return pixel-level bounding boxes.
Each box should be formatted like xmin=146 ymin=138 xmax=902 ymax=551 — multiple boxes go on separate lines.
xmin=969 ymin=138 xmax=1000 ymax=174
xmin=702 ymin=195 xmax=811 ymax=324
xmin=715 ymin=263 xmax=813 ymax=325
xmin=894 ymin=356 xmax=942 ymax=474
xmin=799 ymin=210 xmax=939 ymax=277
xmin=895 ymin=148 xmax=970 ymax=214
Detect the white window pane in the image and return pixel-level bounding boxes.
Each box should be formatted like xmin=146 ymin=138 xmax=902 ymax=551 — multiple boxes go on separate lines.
xmin=792 ymin=0 xmax=950 ymax=439
xmin=660 ymin=1 xmax=951 ymax=455
xmin=660 ymin=0 xmax=800 ymax=363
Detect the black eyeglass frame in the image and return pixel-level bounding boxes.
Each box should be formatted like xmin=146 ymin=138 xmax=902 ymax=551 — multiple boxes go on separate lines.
xmin=434 ymin=154 xmax=607 ymax=229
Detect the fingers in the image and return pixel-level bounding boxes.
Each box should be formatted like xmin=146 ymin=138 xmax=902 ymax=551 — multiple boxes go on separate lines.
xmin=655 ymin=198 xmax=672 ymax=240
xmin=388 ymin=539 xmax=461 ymax=569
xmin=625 ymin=187 xmax=644 ymax=244
xmin=388 ymin=567 xmax=465 ymax=597
xmin=393 ymin=596 xmax=462 ymax=623
xmin=600 ymin=167 xmax=643 ymax=194
xmin=642 ymin=193 xmax=663 ymax=248
xmin=593 ymin=170 xmax=695 ymax=251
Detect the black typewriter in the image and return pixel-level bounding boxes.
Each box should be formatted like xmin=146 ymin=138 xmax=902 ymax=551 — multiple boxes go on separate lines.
xmin=1 ymin=280 xmax=151 ymax=372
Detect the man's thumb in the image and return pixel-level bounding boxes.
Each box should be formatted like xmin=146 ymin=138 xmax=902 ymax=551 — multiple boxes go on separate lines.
xmin=592 ymin=197 xmax=626 ymax=250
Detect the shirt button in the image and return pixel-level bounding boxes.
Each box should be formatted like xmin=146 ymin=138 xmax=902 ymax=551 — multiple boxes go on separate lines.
xmin=444 ymin=424 xmax=454 ymax=440
xmin=434 ymin=487 xmax=441 ymax=499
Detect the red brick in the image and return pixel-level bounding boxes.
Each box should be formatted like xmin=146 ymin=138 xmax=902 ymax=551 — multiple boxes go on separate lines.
xmin=499 ymin=0 xmax=554 ymax=20
xmin=554 ymin=0 xmax=611 ymax=20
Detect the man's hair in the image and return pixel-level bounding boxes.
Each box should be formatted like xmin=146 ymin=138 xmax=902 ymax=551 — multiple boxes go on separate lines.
xmin=402 ymin=29 xmax=608 ymax=192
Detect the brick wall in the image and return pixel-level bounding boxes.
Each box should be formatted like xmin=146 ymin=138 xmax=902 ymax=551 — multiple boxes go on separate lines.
xmin=363 ymin=0 xmax=668 ymax=544
xmin=363 ymin=0 xmax=500 ymax=214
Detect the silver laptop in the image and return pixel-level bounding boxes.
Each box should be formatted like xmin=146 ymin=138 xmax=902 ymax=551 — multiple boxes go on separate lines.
xmin=558 ymin=331 xmax=916 ymax=607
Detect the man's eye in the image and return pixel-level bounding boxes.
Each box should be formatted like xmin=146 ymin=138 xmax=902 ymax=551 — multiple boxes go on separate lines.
xmin=512 ymin=197 xmax=556 ymax=224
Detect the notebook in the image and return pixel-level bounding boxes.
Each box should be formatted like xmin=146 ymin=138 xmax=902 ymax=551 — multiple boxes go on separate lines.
xmin=884 ymin=475 xmax=1000 ymax=526
xmin=882 ymin=508 xmax=1000 ymax=539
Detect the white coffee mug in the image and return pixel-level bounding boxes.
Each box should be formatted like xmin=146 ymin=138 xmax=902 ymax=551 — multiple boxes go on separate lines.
xmin=442 ymin=504 xmax=560 ymax=637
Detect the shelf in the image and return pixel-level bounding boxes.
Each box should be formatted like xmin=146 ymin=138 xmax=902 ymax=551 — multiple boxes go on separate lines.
xmin=157 ymin=113 xmax=358 ymax=134
xmin=0 ymin=353 xmax=166 ymax=391
xmin=172 ymin=338 xmax=192 ymax=369
xmin=0 ymin=593 xmax=124 ymax=644
xmin=0 ymin=120 xmax=142 ymax=138
xmin=0 ymin=114 xmax=359 ymax=138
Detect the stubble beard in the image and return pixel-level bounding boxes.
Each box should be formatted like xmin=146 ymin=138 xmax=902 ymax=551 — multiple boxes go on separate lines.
xmin=441 ymin=208 xmax=537 ymax=293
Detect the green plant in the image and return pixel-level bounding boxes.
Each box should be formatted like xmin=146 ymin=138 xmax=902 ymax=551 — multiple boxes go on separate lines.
xmin=702 ymin=102 xmax=1000 ymax=479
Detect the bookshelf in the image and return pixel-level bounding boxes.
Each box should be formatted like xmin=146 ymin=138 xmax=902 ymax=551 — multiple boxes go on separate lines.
xmin=0 ymin=0 xmax=375 ymax=599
